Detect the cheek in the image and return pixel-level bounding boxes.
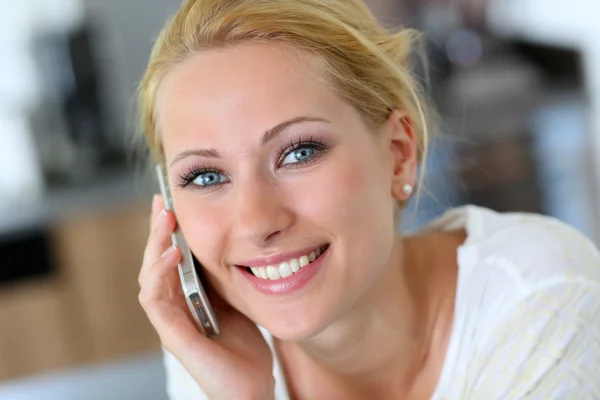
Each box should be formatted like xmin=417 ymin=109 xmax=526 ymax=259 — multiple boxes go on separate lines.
xmin=294 ymin=147 xmax=394 ymax=234
xmin=173 ymin=195 xmax=228 ymax=271
xmin=174 ymin=197 xmax=240 ymax=304
xmin=299 ymin=146 xmax=396 ymax=293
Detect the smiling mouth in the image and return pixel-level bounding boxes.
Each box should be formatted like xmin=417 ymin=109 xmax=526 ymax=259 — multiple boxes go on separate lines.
xmin=242 ymin=244 xmax=330 ymax=280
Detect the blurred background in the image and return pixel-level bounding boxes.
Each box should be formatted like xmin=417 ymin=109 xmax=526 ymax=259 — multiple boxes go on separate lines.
xmin=0 ymin=0 xmax=598 ymax=398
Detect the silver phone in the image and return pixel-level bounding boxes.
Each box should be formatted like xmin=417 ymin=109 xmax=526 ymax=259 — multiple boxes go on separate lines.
xmin=155 ymin=164 xmax=220 ymax=338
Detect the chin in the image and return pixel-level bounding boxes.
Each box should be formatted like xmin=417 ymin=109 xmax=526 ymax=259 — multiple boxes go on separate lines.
xmin=262 ymin=315 xmax=330 ymax=342
xmin=240 ymin=294 xmax=334 ymax=342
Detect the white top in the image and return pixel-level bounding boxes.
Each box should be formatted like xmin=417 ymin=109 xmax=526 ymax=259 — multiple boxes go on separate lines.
xmin=163 ymin=205 xmax=600 ymax=399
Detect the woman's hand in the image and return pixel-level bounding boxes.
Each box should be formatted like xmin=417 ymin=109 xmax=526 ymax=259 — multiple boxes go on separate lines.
xmin=138 ymin=195 xmax=274 ymax=399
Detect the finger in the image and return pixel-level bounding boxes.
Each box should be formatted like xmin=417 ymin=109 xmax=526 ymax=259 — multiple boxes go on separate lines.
xmin=148 ymin=298 xmax=213 ymax=365
xmin=138 ymin=246 xmax=206 ymax=351
xmin=145 ymin=209 xmax=176 ymax=262
xmin=139 ymin=209 xmax=176 ymax=285
xmin=150 ymin=194 xmax=165 ymax=231
xmin=139 ymin=244 xmax=182 ymax=302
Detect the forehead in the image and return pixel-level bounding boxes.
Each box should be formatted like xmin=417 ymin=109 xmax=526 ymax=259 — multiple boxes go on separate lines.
xmin=156 ymin=43 xmax=344 ymax=150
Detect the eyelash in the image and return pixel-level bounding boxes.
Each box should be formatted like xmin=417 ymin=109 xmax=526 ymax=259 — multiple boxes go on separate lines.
xmin=277 ymin=136 xmax=326 ymax=167
xmin=176 ymin=162 xmax=220 ymax=189
xmin=176 ymin=137 xmax=327 ymax=190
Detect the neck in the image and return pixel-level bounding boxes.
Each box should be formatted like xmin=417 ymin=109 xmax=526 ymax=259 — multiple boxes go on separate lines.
xmin=279 ymin=232 xmax=462 ymax=396
xmin=306 ymin=236 xmax=435 ymax=387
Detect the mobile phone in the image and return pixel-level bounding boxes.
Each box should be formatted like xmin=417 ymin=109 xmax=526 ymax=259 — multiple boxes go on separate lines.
xmin=155 ymin=164 xmax=220 ymax=338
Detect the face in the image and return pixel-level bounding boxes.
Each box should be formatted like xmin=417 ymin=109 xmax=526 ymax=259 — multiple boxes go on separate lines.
xmin=157 ymin=42 xmax=415 ymax=340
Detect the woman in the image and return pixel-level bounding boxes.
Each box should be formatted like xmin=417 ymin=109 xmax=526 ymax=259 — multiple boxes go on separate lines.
xmin=136 ymin=0 xmax=600 ymax=398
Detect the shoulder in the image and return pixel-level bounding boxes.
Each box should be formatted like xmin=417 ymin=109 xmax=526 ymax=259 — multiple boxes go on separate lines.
xmin=453 ymin=205 xmax=600 ymax=348
xmin=441 ymin=206 xmax=600 ymax=398
xmin=464 ymin=205 xmax=600 ymax=286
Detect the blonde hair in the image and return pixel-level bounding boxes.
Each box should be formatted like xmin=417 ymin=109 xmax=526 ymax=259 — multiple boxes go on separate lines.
xmin=137 ymin=0 xmax=432 ymax=204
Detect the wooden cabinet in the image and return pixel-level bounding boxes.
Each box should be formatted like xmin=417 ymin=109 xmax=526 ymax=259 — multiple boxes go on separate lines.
xmin=0 ymin=280 xmax=77 ymax=379
xmin=0 ymin=202 xmax=161 ymax=381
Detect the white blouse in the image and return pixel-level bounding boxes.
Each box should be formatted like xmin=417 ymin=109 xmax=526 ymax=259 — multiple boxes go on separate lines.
xmin=163 ymin=205 xmax=600 ymax=399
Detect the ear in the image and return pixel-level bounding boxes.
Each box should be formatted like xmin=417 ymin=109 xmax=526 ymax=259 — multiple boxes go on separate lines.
xmin=383 ymin=110 xmax=418 ymax=201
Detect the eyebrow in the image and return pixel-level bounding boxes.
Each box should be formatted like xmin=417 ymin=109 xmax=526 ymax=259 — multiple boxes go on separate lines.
xmin=170 ymin=116 xmax=329 ymax=167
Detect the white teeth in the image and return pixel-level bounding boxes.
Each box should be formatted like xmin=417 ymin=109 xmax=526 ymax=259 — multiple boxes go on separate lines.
xmin=248 ymin=246 xmax=327 ymax=280
xmin=266 ymin=265 xmax=280 ymax=280
xmin=290 ymin=258 xmax=300 ymax=273
xmin=299 ymin=255 xmax=309 ymax=267
xmin=279 ymin=262 xmax=293 ymax=278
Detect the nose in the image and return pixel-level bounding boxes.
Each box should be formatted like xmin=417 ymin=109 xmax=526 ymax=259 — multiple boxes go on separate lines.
xmin=233 ymin=174 xmax=294 ymax=247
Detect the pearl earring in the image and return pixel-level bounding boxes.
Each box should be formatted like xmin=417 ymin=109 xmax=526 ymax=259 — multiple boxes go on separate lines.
xmin=402 ymin=184 xmax=413 ymax=195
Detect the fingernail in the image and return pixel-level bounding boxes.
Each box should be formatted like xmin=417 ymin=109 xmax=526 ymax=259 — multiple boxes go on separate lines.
xmin=161 ymin=245 xmax=177 ymax=258
xmin=152 ymin=194 xmax=161 ymax=213
xmin=157 ymin=209 xmax=168 ymax=225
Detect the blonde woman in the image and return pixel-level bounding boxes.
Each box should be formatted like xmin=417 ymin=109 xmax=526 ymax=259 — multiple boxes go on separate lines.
xmin=136 ymin=0 xmax=600 ymax=398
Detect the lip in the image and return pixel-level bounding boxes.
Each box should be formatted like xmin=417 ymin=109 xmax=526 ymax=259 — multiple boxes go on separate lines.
xmin=237 ymin=245 xmax=330 ymax=295
xmin=234 ymin=244 xmax=327 ymax=268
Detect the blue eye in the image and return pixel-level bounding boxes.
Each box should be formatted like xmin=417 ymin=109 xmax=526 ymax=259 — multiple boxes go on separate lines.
xmin=192 ymin=171 xmax=229 ymax=187
xmin=282 ymin=147 xmax=315 ymax=165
